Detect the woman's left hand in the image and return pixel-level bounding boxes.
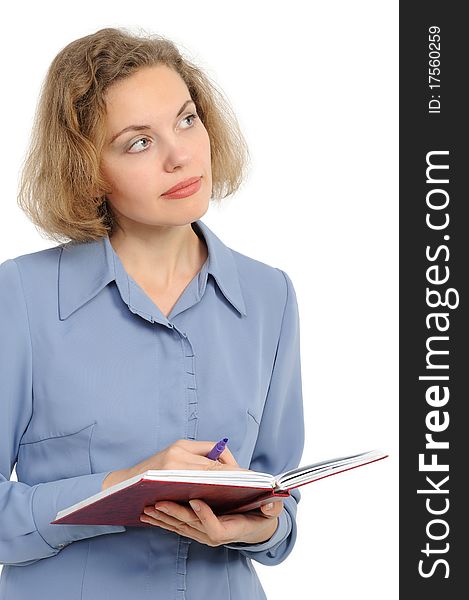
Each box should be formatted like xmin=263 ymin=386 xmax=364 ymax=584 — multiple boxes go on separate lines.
xmin=140 ymin=499 xmax=284 ymax=546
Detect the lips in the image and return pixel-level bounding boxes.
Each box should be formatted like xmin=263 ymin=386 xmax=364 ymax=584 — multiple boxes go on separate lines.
xmin=162 ymin=176 xmax=202 ymax=195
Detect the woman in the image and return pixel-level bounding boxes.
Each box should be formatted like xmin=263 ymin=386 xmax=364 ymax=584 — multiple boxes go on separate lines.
xmin=0 ymin=27 xmax=304 ymax=599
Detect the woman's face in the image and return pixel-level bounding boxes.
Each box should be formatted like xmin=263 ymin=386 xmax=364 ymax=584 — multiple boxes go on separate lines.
xmin=99 ymin=64 xmax=212 ymax=230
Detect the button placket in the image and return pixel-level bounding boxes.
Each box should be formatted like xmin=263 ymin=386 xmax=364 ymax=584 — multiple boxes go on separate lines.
xmin=183 ymin=338 xmax=198 ymax=441
xmin=176 ymin=538 xmax=191 ymax=596
xmin=169 ymin=323 xmax=198 ymax=439
xmin=170 ymin=324 xmax=198 ymax=599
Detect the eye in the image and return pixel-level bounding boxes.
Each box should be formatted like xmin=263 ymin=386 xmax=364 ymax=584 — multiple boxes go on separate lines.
xmin=181 ymin=113 xmax=198 ymax=128
xmin=128 ymin=137 xmax=152 ymax=153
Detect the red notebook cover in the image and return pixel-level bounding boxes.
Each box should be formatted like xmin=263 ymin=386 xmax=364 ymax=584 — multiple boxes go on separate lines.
xmin=51 ymin=478 xmax=289 ymax=527
xmin=51 ymin=451 xmax=388 ymax=526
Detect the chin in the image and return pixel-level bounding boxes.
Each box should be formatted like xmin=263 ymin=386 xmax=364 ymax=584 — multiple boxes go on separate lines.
xmin=153 ymin=199 xmax=210 ymax=227
xmin=173 ymin=195 xmax=210 ymax=221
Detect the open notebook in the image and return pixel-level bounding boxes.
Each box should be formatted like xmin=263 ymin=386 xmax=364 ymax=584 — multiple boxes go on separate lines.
xmin=51 ymin=449 xmax=388 ymax=526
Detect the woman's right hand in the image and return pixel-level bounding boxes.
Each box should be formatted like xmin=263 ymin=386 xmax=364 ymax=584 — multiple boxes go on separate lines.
xmin=102 ymin=439 xmax=248 ymax=490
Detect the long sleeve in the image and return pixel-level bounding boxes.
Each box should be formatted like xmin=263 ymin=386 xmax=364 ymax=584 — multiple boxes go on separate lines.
xmin=224 ymin=268 xmax=305 ymax=565
xmin=0 ymin=259 xmax=126 ymax=567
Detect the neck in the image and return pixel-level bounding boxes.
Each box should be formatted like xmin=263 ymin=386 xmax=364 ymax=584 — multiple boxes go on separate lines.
xmin=109 ymin=221 xmax=207 ymax=288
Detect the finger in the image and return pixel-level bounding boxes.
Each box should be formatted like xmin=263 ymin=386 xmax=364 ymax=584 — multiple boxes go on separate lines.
xmin=176 ymin=440 xmax=246 ymax=469
xmin=176 ymin=439 xmax=236 ymax=460
xmin=218 ymin=464 xmax=251 ymax=472
xmin=140 ymin=513 xmax=210 ymax=545
xmin=142 ymin=502 xmax=205 ymax=533
xmin=141 ymin=501 xmax=227 ymax=548
xmin=260 ymin=499 xmax=284 ymax=518
xmin=201 ymin=459 xmax=250 ymax=472
xmin=188 ymin=499 xmax=229 ymax=543
xmin=215 ymin=446 xmax=238 ymax=466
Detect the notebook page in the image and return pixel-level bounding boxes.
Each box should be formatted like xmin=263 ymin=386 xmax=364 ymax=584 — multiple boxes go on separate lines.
xmin=274 ymin=450 xmax=388 ymax=490
xmin=144 ymin=469 xmax=276 ymax=487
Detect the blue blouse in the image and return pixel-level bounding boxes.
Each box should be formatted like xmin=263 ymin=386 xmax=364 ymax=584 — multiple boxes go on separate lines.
xmin=0 ymin=219 xmax=305 ymax=600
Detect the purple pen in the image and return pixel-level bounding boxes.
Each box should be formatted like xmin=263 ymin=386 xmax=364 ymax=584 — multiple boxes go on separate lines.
xmin=206 ymin=438 xmax=229 ymax=461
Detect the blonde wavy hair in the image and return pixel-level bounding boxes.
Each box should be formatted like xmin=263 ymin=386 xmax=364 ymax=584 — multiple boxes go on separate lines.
xmin=17 ymin=27 xmax=250 ymax=243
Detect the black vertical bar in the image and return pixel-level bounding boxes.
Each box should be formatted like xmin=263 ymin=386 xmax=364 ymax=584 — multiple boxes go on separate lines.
xmin=400 ymin=2 xmax=466 ymax=597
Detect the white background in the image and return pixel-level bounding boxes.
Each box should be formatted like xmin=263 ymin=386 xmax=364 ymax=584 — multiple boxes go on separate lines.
xmin=1 ymin=2 xmax=398 ymax=598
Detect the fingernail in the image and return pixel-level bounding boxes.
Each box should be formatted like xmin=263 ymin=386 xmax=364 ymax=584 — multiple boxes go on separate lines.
xmin=265 ymin=502 xmax=274 ymax=510
xmin=189 ymin=500 xmax=200 ymax=512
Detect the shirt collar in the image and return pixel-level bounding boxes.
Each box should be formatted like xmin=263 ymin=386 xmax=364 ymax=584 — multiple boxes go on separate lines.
xmin=58 ymin=219 xmax=247 ymax=325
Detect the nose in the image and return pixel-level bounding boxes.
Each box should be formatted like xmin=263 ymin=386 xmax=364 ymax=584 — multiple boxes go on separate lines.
xmin=161 ymin=135 xmax=191 ymax=172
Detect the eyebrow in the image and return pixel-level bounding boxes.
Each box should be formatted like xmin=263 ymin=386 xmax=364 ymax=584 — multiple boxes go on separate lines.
xmin=109 ymin=99 xmax=196 ymax=144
